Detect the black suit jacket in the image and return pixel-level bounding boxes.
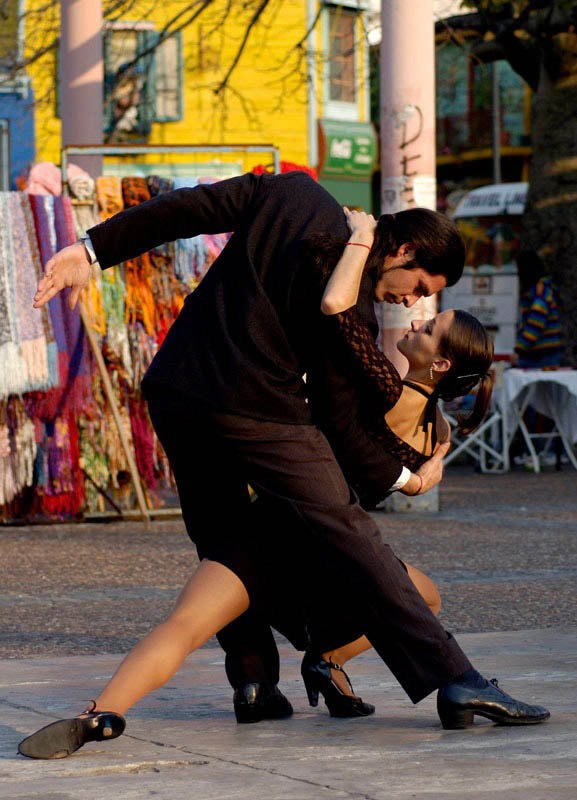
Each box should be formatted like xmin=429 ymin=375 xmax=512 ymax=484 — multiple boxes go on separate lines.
xmin=88 ymin=171 xmax=402 ymax=502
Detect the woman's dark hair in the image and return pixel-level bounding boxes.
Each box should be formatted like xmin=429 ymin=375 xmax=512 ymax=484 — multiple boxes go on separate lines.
xmin=304 ymin=208 xmax=465 ymax=287
xmin=436 ymin=310 xmax=494 ymax=434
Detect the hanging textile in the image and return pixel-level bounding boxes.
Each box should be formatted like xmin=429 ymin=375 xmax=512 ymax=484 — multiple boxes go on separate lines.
xmin=25 ymin=162 xmax=62 ymax=196
xmin=147 ymin=175 xmax=173 ymax=197
xmin=25 ymin=194 xmax=91 ymax=517
xmin=172 ymin=177 xmax=231 ymax=285
xmin=171 ymin=177 xmax=206 ymax=287
xmin=28 ymin=194 xmax=66 ymax=396
xmin=19 ymin=193 xmax=59 ymax=388
xmin=53 ymin=195 xmax=93 ymax=413
xmin=0 ymin=192 xmax=53 ymax=398
xmin=28 ymin=194 xmax=92 ymax=417
xmin=36 ymin=412 xmax=85 ymax=516
xmin=9 ymin=194 xmax=53 ymax=392
xmin=0 ymin=398 xmax=36 ymax=507
xmin=96 ymin=176 xmax=124 ymax=220
xmin=121 ymin=177 xmax=158 ymax=337
xmin=0 ymin=167 xmax=235 ymax=521
xmin=68 ymin=171 xmax=99 ymax=237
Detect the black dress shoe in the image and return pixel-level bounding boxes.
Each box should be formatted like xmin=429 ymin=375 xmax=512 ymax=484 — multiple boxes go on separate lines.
xmin=18 ymin=710 xmax=126 ymax=759
xmin=437 ymin=670 xmax=550 ymax=729
xmin=233 ymin=682 xmax=293 ymax=724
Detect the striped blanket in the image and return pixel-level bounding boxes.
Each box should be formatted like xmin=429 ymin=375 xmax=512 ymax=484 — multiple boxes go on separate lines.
xmin=0 ymin=192 xmax=57 ymax=398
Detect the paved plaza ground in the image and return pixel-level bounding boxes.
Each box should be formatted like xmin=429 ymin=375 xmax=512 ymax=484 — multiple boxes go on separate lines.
xmin=0 ymin=465 xmax=576 ymax=798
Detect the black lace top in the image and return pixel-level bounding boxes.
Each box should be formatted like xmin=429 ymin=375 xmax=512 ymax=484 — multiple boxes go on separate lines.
xmin=327 ymin=307 xmax=435 ymax=472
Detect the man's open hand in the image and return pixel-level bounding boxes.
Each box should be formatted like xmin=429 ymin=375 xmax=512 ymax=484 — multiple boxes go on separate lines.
xmin=414 ymin=440 xmax=451 ymax=494
xmin=33 ymin=242 xmax=92 ymax=310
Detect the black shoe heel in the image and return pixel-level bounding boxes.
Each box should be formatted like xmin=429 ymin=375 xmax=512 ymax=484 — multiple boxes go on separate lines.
xmin=303 ymin=677 xmax=320 ymax=707
xmin=438 ymin=705 xmax=475 ymax=730
xmin=301 ymin=652 xmax=375 ymax=718
xmin=233 ymin=682 xmax=293 ymax=724
xmin=437 ymin=673 xmax=550 ymax=729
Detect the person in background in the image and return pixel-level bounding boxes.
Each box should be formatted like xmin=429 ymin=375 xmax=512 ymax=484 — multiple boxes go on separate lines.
xmin=512 ymin=250 xmax=565 ymax=467
xmin=514 ymin=250 xmax=564 ymax=368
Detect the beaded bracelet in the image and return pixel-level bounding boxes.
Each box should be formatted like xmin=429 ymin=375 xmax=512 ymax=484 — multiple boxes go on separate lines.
xmin=345 ymin=242 xmax=371 ymax=251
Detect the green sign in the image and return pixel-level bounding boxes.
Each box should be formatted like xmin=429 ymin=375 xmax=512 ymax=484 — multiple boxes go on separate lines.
xmin=319 ymin=119 xmax=376 ymax=178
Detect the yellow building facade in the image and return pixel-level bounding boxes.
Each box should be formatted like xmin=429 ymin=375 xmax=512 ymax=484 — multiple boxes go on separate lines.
xmin=21 ymin=0 xmax=375 ymax=205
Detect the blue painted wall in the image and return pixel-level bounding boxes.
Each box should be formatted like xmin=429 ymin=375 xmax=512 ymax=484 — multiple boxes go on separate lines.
xmin=0 ymin=85 xmax=36 ymax=187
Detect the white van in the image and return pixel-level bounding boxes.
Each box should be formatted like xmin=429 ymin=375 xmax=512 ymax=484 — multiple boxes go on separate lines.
xmin=441 ymin=182 xmax=527 ymax=357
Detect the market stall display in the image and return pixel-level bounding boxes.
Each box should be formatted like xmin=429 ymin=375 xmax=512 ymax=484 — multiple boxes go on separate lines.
xmin=0 ymin=168 xmax=229 ymax=522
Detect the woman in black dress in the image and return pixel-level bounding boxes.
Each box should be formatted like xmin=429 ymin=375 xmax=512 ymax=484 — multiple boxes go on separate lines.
xmin=298 ymin=210 xmax=493 ymax=708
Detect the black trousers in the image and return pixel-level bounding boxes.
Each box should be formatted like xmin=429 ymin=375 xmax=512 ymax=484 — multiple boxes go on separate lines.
xmin=146 ymin=386 xmax=472 ymax=703
xmin=217 ymin=494 xmax=368 ymax=689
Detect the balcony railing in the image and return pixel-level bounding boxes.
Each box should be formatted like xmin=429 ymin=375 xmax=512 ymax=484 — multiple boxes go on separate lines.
xmin=437 ymin=109 xmax=527 ymax=155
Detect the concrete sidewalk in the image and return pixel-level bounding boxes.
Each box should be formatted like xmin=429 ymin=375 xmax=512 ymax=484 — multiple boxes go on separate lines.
xmin=1 ymin=627 xmax=576 ymax=800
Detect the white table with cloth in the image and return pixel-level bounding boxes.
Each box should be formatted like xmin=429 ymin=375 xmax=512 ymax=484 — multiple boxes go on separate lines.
xmin=500 ymin=368 xmax=577 ymax=473
xmin=443 ymin=367 xmax=577 ymax=473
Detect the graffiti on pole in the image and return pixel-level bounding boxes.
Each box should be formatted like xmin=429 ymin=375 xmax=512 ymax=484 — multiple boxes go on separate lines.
xmin=381 ymin=103 xmax=436 ymax=214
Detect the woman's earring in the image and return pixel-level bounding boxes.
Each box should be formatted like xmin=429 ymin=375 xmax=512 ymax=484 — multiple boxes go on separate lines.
xmin=429 ymin=365 xmax=434 ymax=382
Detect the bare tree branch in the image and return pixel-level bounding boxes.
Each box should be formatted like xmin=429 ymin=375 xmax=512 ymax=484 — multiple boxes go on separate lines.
xmin=213 ymin=0 xmax=271 ymax=95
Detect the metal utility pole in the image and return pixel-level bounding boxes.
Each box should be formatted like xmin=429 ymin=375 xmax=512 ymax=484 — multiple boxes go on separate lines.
xmin=59 ymin=0 xmax=104 ymax=177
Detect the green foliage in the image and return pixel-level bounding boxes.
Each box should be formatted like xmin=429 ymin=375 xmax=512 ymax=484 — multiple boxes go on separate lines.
xmin=462 ymin=1 xmax=528 ymax=13
xmin=463 ymin=0 xmax=577 ymax=22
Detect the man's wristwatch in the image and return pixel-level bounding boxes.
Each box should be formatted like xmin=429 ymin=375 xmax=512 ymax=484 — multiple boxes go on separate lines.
xmin=79 ymin=234 xmax=98 ymax=266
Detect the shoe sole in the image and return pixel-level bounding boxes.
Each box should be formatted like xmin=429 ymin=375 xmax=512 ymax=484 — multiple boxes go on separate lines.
xmin=328 ymin=702 xmax=376 ymax=718
xmin=18 ymin=714 xmax=125 ymax=759
xmin=18 ymin=719 xmax=87 ymax=759
xmin=440 ymin=707 xmax=550 ymax=729
xmin=235 ymin=704 xmax=294 ymax=724
xmin=479 ymin=709 xmax=551 ymax=726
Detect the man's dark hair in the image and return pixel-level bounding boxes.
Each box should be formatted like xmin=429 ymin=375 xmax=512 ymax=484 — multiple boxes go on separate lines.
xmin=304 ymin=207 xmax=465 ymax=289
xmin=367 ymin=208 xmax=465 ymax=287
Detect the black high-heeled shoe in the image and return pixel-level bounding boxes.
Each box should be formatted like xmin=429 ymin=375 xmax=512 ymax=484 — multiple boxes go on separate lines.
xmin=18 ymin=701 xmax=126 ymax=759
xmin=301 ymin=652 xmax=375 ymax=718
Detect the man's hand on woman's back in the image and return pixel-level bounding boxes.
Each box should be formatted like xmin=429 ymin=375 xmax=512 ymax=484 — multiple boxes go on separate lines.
xmin=400 ymin=440 xmax=451 ymax=496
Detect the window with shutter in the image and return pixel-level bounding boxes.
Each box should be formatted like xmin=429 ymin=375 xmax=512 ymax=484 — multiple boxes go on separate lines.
xmin=103 ymin=26 xmax=157 ymax=143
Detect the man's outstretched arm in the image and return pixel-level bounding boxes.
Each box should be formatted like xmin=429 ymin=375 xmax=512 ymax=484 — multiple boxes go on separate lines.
xmin=34 ymin=172 xmax=263 ymax=309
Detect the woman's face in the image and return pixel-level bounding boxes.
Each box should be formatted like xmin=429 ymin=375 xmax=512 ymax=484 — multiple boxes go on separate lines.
xmin=397 ymin=309 xmax=455 ymax=370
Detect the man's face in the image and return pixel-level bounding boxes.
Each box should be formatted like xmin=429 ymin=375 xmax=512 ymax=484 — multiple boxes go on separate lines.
xmin=372 ymin=245 xmax=447 ymax=307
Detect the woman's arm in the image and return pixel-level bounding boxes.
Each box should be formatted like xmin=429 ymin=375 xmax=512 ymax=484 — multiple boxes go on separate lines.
xmin=319 ymin=209 xmax=403 ymax=407
xmin=320 ymin=209 xmax=376 ymax=315
xmin=328 ymin=307 xmax=403 ymax=411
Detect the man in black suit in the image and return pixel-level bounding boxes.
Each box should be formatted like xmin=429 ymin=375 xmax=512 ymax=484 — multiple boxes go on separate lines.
xmin=35 ymin=172 xmax=549 ymax=729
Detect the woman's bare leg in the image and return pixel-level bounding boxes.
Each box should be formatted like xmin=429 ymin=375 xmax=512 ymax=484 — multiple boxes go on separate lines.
xmin=321 ymin=562 xmax=441 ymax=695
xmin=92 ymin=560 xmax=249 ymax=715
xmin=405 ymin=562 xmax=442 ymax=616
